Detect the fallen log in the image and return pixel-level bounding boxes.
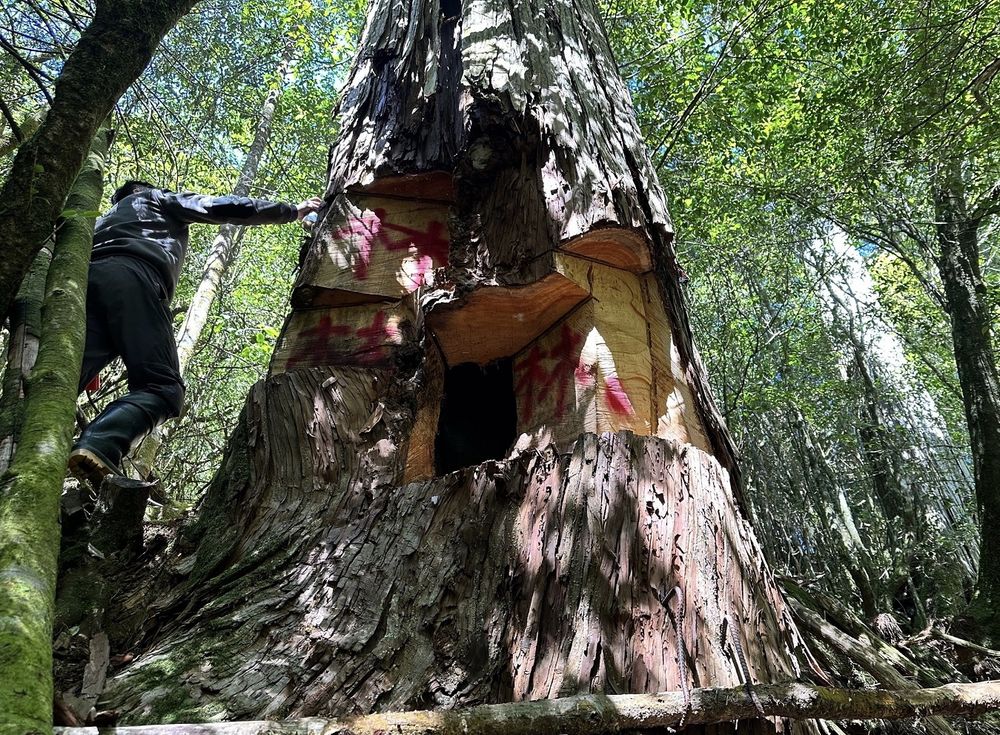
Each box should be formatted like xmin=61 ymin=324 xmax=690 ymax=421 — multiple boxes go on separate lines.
xmin=57 ymin=680 xmax=1000 ymax=734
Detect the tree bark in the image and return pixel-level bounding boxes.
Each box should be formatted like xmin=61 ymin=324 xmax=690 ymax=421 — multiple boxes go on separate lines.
xmin=0 ymin=0 xmax=197 ymax=324
xmin=0 ymin=108 xmax=44 ymax=158
xmin=0 ymin=245 xmax=53 ymax=474
xmin=932 ymin=160 xmax=1000 ymax=638
xmin=97 ymin=0 xmax=808 ymax=730
xmin=0 ymin=128 xmax=110 ymax=735
xmin=56 ymin=681 xmax=1000 ymax=735
xmin=103 ymin=373 xmax=807 ymax=729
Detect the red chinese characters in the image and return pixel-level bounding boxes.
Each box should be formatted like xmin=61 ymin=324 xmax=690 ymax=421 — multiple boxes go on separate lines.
xmin=284 ymin=309 xmax=401 ymax=370
xmin=332 ymin=208 xmax=448 ymax=287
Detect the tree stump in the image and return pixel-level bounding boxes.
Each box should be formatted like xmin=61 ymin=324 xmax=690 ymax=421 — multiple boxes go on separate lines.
xmin=104 ymin=370 xmax=810 ymax=733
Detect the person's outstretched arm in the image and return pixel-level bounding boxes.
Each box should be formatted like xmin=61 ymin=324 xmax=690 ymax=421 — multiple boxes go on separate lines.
xmin=157 ymin=191 xmax=323 ymax=225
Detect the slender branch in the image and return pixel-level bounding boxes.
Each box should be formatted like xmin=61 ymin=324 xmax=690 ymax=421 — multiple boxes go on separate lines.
xmin=776 ymin=187 xmax=949 ymax=311
xmin=969 ymin=181 xmax=1000 ymax=222
xmin=931 ymin=629 xmax=1000 ymax=659
xmin=55 ymin=681 xmax=1000 ymax=735
xmin=0 ymin=34 xmax=54 ymax=103
xmin=0 ymin=97 xmax=23 ymax=142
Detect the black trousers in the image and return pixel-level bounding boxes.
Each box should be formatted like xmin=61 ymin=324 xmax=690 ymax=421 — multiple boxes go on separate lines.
xmin=79 ymin=256 xmax=185 ymax=421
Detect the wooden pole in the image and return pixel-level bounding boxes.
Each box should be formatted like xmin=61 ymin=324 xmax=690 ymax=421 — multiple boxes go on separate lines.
xmin=58 ymin=681 xmax=1000 ymax=735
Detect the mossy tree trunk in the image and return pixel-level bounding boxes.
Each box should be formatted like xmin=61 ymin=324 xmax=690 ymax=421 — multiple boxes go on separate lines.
xmin=100 ymin=0 xmax=813 ymax=731
xmin=932 ymin=160 xmax=1000 ymax=640
xmin=0 ymin=246 xmax=53 ymax=474
xmin=0 ymin=128 xmax=111 ymax=735
xmin=0 ymin=0 xmax=197 ymax=324
xmin=0 ymin=108 xmax=44 ymax=158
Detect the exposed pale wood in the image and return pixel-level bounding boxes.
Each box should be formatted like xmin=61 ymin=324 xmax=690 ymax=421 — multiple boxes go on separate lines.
xmin=80 ymin=632 xmax=110 ymax=707
xmin=295 ymin=195 xmax=450 ymax=304
xmin=292 ymin=0 xmax=739 ymax=477
xmin=58 ymin=681 xmax=1000 ymax=734
xmin=401 ymin=340 xmax=444 ymax=483
xmin=270 ymin=301 xmax=415 ymax=375
xmin=643 ymin=274 xmax=711 ymax=452
xmin=306 ymin=0 xmax=739 ymax=475
xmin=512 ymin=267 xmax=653 ymax=446
xmin=425 ymin=275 xmax=590 ymax=366
xmin=560 ymin=227 xmax=652 ymax=272
xmin=509 ymin=260 xmax=713 ymax=452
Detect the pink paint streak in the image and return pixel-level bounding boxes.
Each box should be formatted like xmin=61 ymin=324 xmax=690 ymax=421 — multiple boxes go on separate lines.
xmin=331 ymin=208 xmax=448 ymax=284
xmin=515 ymin=324 xmax=585 ymax=422
xmin=603 ymin=375 xmax=635 ymax=417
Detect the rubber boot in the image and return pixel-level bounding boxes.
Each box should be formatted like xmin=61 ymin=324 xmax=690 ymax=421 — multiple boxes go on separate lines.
xmin=68 ymin=394 xmax=164 ymax=488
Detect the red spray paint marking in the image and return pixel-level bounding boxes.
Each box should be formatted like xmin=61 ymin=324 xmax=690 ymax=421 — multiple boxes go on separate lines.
xmin=285 ymin=315 xmax=352 ymax=369
xmin=332 ymin=208 xmax=448 ymax=283
xmin=514 ymin=344 xmax=549 ymax=424
xmin=354 ymin=310 xmax=400 ymax=365
xmin=400 ymin=254 xmax=436 ymax=288
xmin=515 ymin=324 xmax=584 ymax=423
xmin=285 ymin=310 xmax=397 ymax=369
xmin=575 ymin=362 xmax=596 ymax=388
xmin=517 ymin=323 xmax=636 ymax=423
xmin=603 ymin=375 xmax=635 ymax=417
xmin=331 ymin=215 xmax=382 ymax=280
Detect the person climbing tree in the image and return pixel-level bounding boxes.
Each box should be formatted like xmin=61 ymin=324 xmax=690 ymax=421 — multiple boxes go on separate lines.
xmin=68 ymin=180 xmax=323 ymax=486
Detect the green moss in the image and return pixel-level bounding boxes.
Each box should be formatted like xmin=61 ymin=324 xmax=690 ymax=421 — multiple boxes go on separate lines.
xmin=0 ymin=131 xmax=110 ymax=734
xmin=54 ymin=565 xmax=106 ymax=632
xmin=141 ymin=686 xmax=201 ymax=724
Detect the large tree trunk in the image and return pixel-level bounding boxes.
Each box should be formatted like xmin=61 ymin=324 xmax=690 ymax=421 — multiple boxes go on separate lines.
xmin=0 ymin=0 xmax=196 ymax=324
xmin=98 ymin=0 xmax=812 ymax=730
xmin=932 ymin=161 xmax=1000 ymax=639
xmin=0 ymin=246 xmax=53 ymax=474
xmin=105 ymin=375 xmax=810 ymax=731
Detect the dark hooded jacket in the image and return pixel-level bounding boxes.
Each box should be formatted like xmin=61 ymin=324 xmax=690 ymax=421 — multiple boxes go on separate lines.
xmin=91 ymin=189 xmax=297 ymax=299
